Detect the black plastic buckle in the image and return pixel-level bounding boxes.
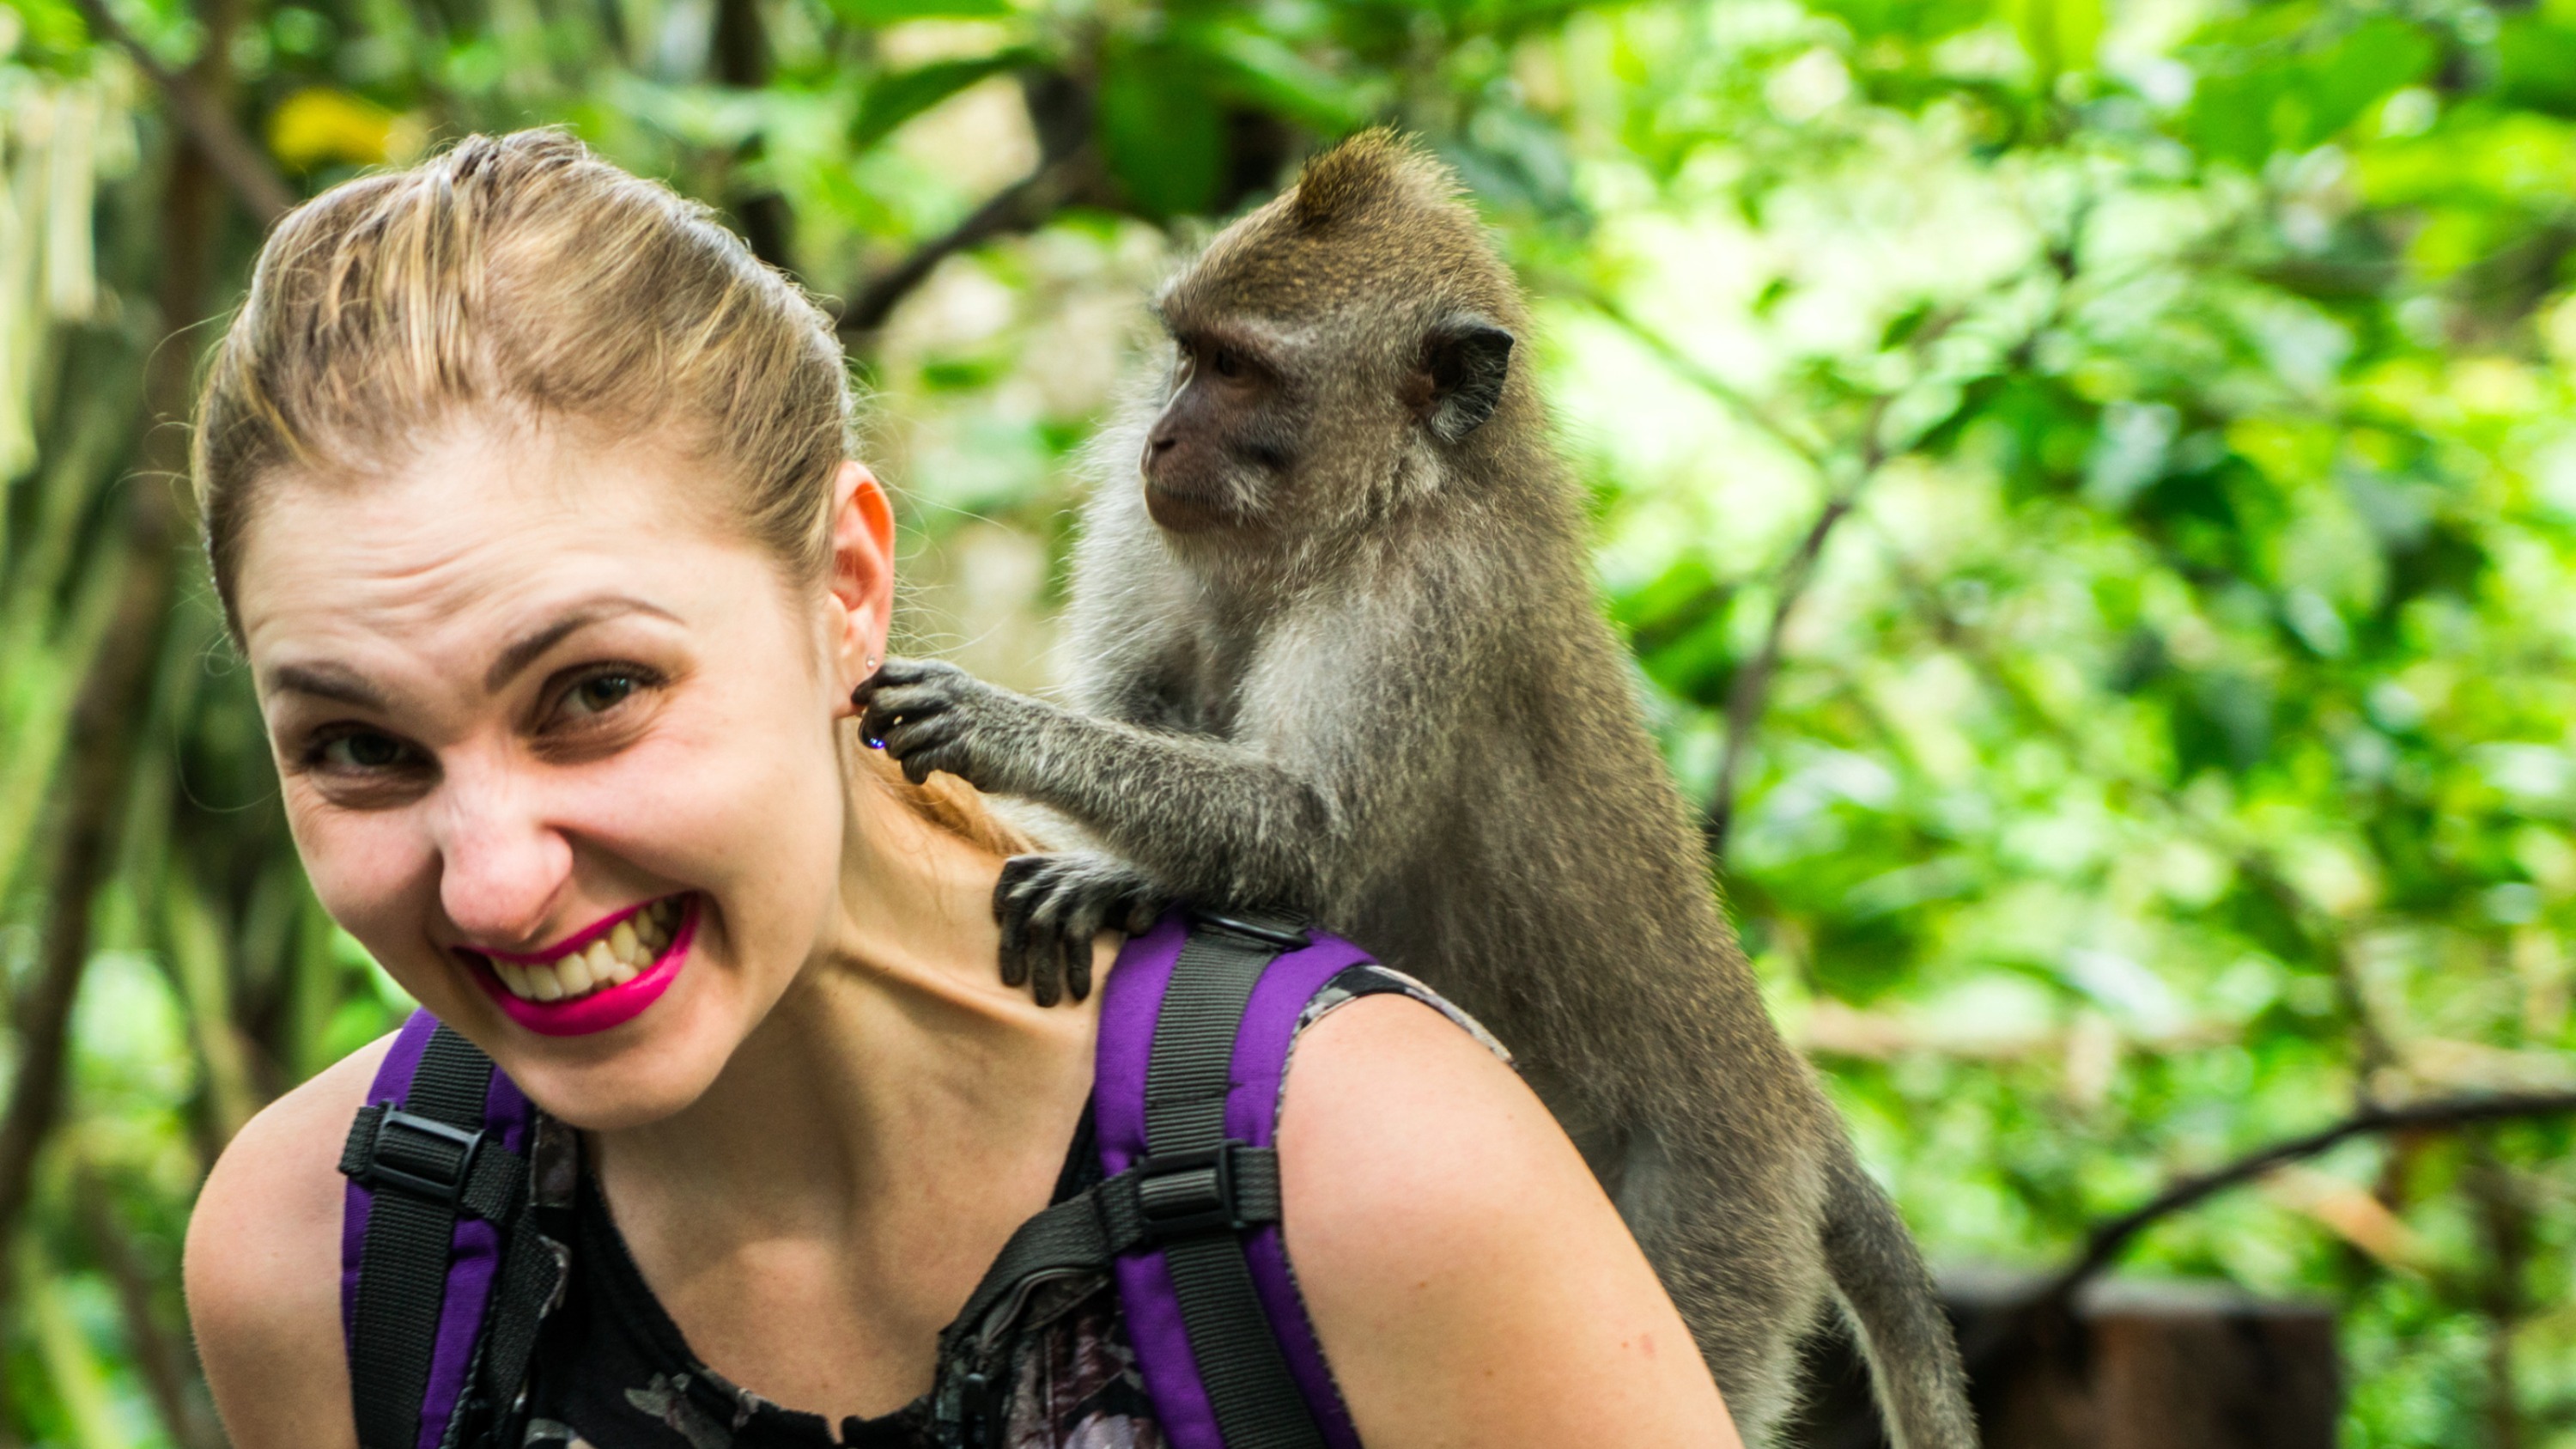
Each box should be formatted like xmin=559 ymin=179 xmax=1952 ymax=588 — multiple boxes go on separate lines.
xmin=359 ymin=1106 xmax=486 ymax=1207
xmin=1133 ymin=1143 xmax=1255 ymax=1242
xmin=1189 ymin=910 xmax=1310 ymax=951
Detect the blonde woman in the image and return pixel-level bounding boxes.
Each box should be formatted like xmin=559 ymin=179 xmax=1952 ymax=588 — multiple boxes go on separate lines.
xmin=181 ymin=131 xmax=1739 ymax=1449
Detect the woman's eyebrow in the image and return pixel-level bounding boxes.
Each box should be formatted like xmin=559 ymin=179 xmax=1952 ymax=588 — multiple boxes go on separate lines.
xmin=484 ymin=596 xmax=682 ymax=693
xmin=269 ymin=662 xmax=391 ymax=710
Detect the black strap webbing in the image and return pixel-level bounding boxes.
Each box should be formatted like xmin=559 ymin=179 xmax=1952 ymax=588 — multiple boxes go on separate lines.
xmin=342 ymin=1026 xmax=518 ymax=1449
xmin=1144 ymin=925 xmax=1328 ymax=1449
xmin=938 ymin=919 xmax=1327 ymax=1449
xmin=945 ymin=1147 xmax=1285 ymax=1347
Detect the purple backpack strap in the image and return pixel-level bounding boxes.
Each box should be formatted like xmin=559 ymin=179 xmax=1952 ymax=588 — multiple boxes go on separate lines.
xmin=1095 ymin=913 xmax=1371 ymax=1449
xmin=338 ymin=1009 xmax=538 ymax=1449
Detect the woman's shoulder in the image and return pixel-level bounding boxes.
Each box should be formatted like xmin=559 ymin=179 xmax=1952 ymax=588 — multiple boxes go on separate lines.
xmin=1275 ymin=988 xmax=1736 ymax=1447
xmin=185 ymin=1032 xmax=394 ymax=1449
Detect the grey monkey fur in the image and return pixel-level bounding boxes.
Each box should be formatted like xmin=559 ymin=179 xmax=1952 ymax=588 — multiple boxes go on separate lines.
xmin=855 ymin=131 xmax=1974 ymax=1449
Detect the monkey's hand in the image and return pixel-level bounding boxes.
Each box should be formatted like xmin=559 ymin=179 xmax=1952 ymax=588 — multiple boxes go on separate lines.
xmin=854 ymin=656 xmax=1044 ymax=794
xmin=993 ymin=851 xmax=1168 ymax=1006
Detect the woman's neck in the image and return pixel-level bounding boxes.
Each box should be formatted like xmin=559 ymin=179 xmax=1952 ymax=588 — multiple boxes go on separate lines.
xmin=586 ymin=775 xmax=1103 ymax=1312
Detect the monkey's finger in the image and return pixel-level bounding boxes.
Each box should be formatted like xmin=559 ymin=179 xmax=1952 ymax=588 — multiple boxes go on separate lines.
xmin=878 ymin=711 xmax=965 ymax=767
xmin=1118 ymin=890 xmax=1163 ymax=938
xmin=995 ymin=890 xmax=1034 ymax=989
xmin=1024 ymin=878 xmax=1076 ymax=1008
xmin=860 ymin=691 xmax=955 ymax=748
xmin=1060 ymin=889 xmax=1111 ymax=1003
xmin=993 ymin=855 xmax=1047 ymax=926
xmin=848 ymin=655 xmax=935 ymax=709
xmin=1027 ymin=923 xmax=1064 ymax=1008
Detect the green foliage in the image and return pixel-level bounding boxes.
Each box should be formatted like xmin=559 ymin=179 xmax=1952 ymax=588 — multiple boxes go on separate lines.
xmin=5 ymin=0 xmax=2576 ymax=1443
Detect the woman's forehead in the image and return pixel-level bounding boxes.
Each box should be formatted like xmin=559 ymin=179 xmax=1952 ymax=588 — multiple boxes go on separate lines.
xmin=234 ymin=423 xmax=762 ymax=673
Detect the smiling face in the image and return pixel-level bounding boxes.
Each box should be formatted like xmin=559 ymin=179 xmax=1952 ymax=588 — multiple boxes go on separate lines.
xmin=236 ymin=416 xmax=890 ymax=1128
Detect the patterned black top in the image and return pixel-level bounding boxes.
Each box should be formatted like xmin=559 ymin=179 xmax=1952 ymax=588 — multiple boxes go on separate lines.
xmin=508 ymin=965 xmax=1504 ymax=1449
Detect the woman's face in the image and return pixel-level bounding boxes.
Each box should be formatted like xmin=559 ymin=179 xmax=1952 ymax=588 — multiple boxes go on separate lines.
xmin=234 ymin=418 xmax=891 ymax=1128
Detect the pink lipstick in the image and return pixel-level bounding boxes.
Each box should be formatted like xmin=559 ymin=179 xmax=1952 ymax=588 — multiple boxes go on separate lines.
xmin=460 ymin=894 xmax=697 ymax=1038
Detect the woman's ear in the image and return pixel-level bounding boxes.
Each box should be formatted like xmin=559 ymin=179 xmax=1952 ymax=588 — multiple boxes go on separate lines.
xmin=825 ymin=461 xmax=896 ymax=713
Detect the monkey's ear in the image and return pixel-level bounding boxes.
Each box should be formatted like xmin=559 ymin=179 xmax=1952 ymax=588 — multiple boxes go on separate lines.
xmin=1420 ymin=316 xmax=1515 ymax=443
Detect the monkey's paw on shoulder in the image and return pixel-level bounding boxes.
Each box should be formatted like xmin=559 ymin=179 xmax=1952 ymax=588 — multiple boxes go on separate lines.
xmin=994 ymin=852 xmax=1167 ymax=1007
xmin=852 ymin=656 xmax=1030 ymax=790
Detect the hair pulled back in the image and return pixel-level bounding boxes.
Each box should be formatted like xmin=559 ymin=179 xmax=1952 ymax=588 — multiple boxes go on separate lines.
xmin=195 ymin=128 xmax=844 ymax=609
xmin=195 ymin=128 xmax=1025 ymax=854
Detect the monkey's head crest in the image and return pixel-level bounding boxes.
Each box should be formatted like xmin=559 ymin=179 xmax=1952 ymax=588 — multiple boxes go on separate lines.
xmin=1286 ymin=128 xmax=1458 ymax=231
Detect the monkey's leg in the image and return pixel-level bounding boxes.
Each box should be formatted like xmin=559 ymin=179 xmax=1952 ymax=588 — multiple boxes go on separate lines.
xmin=992 ymin=850 xmax=1167 ymax=1006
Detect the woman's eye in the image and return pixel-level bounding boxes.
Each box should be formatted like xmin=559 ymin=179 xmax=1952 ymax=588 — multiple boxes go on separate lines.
xmin=564 ymin=671 xmax=640 ymax=718
xmin=314 ymin=731 xmax=415 ymax=771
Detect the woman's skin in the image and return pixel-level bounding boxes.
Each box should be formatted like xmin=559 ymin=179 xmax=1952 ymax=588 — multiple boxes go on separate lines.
xmin=183 ymin=415 xmax=1741 ymax=1449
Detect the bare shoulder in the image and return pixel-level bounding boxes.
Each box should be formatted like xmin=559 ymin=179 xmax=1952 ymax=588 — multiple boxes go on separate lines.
xmin=1277 ymin=994 xmax=1739 ymax=1449
xmin=186 ymin=1033 xmax=393 ymax=1449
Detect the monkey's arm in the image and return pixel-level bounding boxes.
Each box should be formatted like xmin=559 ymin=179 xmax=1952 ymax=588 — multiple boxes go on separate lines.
xmin=858 ymin=656 xmax=1348 ymax=909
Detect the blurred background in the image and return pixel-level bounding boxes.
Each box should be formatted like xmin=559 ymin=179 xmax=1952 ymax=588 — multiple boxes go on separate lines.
xmin=4 ymin=0 xmax=2576 ymax=1441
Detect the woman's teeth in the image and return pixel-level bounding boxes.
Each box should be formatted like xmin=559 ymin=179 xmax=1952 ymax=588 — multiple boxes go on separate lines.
xmin=490 ymin=898 xmax=683 ymax=1003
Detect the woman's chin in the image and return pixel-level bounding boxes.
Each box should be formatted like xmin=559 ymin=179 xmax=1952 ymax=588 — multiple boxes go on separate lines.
xmin=460 ymin=964 xmax=750 ymax=1133
xmin=490 ymin=1021 xmax=737 ymax=1132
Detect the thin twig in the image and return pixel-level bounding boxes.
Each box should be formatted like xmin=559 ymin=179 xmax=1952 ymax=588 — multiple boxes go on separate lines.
xmin=1577 ymin=289 xmax=1971 ymax=856
xmin=2044 ymin=1089 xmax=2576 ymax=1303
xmin=68 ymin=0 xmax=294 ymax=224
xmin=835 ymin=147 xmax=1099 ymax=342
xmin=1578 ymin=288 xmax=1833 ymax=468
xmin=1704 ymin=479 xmax=1868 ymax=856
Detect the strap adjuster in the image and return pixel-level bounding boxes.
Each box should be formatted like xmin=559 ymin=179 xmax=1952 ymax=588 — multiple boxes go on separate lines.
xmin=348 ymin=1104 xmax=485 ymax=1207
xmin=1133 ymin=1143 xmax=1261 ymax=1242
xmin=1188 ymin=910 xmax=1311 ymax=951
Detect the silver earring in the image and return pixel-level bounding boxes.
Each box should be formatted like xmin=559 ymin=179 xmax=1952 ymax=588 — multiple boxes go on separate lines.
xmin=865 ymin=655 xmax=879 ymax=672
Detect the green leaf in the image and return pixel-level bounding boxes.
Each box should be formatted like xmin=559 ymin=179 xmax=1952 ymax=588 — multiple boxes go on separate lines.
xmin=1097 ymin=40 xmax=1224 ymax=219
xmin=2498 ymin=18 xmax=2576 ymax=119
xmin=851 ymin=48 xmax=1040 ymax=152
xmin=1193 ymin=24 xmax=1371 ymax=133
xmin=826 ymin=0 xmax=1012 ymax=20
xmin=2008 ymin=0 xmax=2103 ymax=82
xmin=2183 ymin=19 xmax=2434 ymax=166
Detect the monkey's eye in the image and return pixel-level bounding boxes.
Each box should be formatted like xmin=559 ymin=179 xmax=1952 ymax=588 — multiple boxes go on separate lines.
xmin=1209 ymin=347 xmax=1245 ymax=381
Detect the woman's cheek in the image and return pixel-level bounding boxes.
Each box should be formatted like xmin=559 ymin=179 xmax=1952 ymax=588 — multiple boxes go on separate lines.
xmin=283 ymin=793 xmax=430 ymax=966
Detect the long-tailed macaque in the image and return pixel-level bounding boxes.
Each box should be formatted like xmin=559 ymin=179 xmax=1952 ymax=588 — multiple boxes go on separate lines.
xmin=854 ymin=131 xmax=1975 ymax=1449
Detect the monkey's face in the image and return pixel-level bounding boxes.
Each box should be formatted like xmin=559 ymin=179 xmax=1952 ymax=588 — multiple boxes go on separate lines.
xmin=1139 ymin=324 xmax=1312 ymax=535
xmin=1139 ymin=307 xmax=1515 ymax=539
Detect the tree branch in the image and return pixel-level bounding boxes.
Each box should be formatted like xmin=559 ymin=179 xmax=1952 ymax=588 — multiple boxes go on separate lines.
xmin=69 ymin=0 xmax=293 ymax=224
xmin=835 ymin=147 xmax=1099 ymax=343
xmin=1704 ymin=483 xmax=1866 ymax=857
xmin=2044 ymin=1089 xmax=2576 ymax=1304
xmin=708 ymin=0 xmax=795 ymax=276
xmin=0 ymin=70 xmax=221 ymax=1324
xmin=1579 ymin=289 xmax=1834 ymax=469
xmin=1575 ymin=291 xmax=1976 ymax=857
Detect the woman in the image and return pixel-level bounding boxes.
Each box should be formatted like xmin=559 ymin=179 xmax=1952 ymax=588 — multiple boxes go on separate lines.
xmin=182 ymin=131 xmax=1740 ymax=1449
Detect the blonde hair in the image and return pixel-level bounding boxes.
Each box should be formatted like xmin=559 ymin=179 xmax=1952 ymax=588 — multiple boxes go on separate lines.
xmin=195 ymin=128 xmax=1027 ymax=855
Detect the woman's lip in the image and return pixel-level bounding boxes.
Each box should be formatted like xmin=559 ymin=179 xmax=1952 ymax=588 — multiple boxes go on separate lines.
xmin=465 ymin=896 xmax=698 ymax=1038
xmin=471 ymin=896 xmax=667 ymax=965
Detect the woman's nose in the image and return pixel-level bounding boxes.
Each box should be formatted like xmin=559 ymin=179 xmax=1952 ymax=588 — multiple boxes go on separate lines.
xmin=430 ymin=763 xmax=575 ymax=948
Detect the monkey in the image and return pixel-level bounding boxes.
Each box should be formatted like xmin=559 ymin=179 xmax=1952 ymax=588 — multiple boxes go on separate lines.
xmin=852 ymin=130 xmax=1975 ymax=1449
